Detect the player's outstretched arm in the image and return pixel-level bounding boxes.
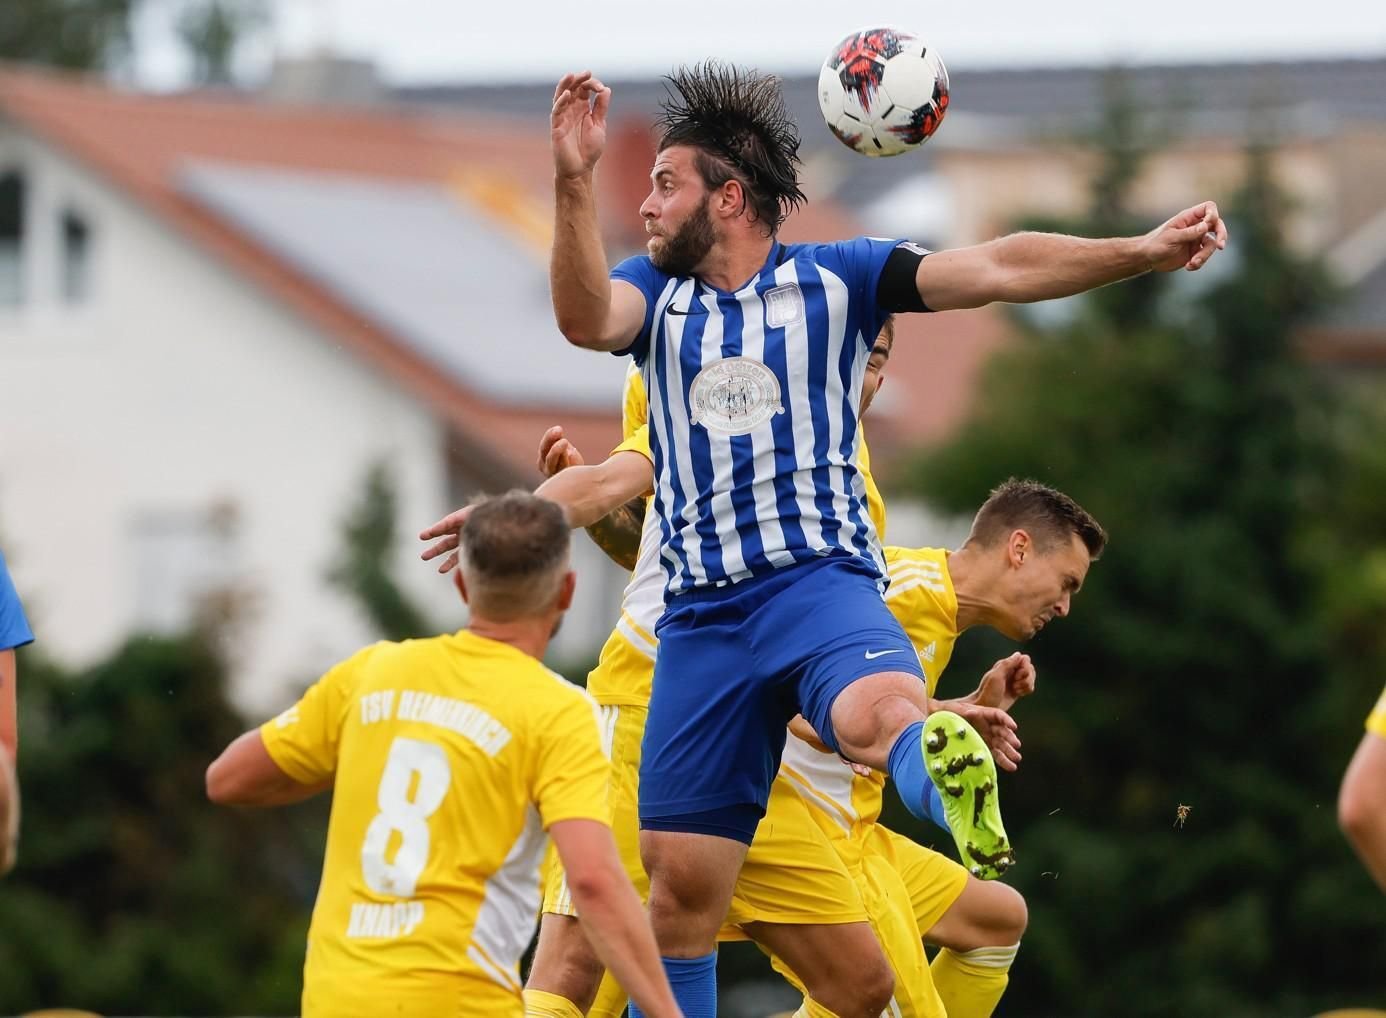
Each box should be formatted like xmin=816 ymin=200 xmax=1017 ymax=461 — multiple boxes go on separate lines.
xmin=206 ymin=730 xmax=331 ymax=807
xmin=1339 ymin=731 xmax=1386 ymax=892
xmin=915 ymin=201 xmax=1229 ymax=311
xmin=419 ymin=451 xmax=653 ymax=574
xmin=0 ymin=747 xmax=18 ymax=875
xmin=550 ymin=72 xmax=646 ymax=351
xmin=550 ymin=818 xmax=683 ymax=1018
xmin=538 ymin=426 xmax=646 ymax=571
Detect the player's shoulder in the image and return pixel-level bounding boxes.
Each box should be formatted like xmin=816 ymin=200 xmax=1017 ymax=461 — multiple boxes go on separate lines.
xmin=611 ymin=252 xmax=673 ymax=289
xmin=783 ymin=236 xmax=903 ymax=266
xmin=515 ymin=665 xmax=602 ymax=736
xmin=884 ymin=546 xmax=949 ymax=597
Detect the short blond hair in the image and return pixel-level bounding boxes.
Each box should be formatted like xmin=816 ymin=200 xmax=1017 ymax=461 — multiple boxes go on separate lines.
xmin=458 ymin=491 xmax=571 ymax=620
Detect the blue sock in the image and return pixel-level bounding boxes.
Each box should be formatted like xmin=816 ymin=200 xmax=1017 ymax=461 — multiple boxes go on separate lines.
xmin=628 ymin=950 xmax=717 ymax=1018
xmin=888 ymin=720 xmax=951 ymax=834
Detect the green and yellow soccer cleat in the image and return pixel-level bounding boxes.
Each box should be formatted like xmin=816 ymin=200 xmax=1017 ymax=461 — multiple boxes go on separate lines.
xmin=924 ymin=710 xmax=1016 ymax=879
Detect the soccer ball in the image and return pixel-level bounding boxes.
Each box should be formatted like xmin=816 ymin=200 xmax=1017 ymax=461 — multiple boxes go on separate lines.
xmin=817 ymin=27 xmax=950 ymax=157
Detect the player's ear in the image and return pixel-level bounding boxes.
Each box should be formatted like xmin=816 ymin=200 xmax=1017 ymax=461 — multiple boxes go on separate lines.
xmin=1008 ymin=529 xmax=1031 ymax=568
xmin=556 ymin=570 xmax=577 ymax=612
xmin=452 ymin=568 xmax=469 ymax=604
xmin=717 ymin=177 xmax=745 ymax=219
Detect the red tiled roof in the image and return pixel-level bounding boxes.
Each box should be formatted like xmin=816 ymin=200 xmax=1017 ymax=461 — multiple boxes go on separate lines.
xmin=0 ymin=63 xmax=1004 ymax=478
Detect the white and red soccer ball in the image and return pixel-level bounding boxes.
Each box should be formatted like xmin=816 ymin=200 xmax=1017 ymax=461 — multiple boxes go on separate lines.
xmin=818 ymin=27 xmax=950 ymax=157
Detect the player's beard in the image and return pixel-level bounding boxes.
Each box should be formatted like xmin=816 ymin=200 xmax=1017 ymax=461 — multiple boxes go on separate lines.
xmin=649 ymin=197 xmax=716 ymax=276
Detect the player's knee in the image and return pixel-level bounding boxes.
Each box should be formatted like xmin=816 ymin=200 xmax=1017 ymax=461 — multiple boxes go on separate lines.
xmin=998 ymin=885 xmax=1028 ymax=942
xmin=644 ymin=878 xmax=722 ymax=953
xmin=850 ymin=956 xmax=896 ymax=1016
xmin=829 ymin=676 xmax=924 ymax=761
xmin=529 ymin=916 xmax=606 ymax=1010
xmin=804 ymin=946 xmax=894 ymax=1017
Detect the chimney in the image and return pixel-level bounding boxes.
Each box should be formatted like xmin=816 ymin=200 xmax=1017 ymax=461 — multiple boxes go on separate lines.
xmin=261 ymin=51 xmax=384 ymax=107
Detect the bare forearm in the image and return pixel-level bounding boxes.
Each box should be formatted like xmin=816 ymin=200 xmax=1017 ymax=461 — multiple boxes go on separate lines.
xmin=989 ymin=232 xmax=1149 ymax=303
xmin=536 ymin=460 xmax=647 ymax=530
xmin=0 ymin=650 xmax=16 ymax=759
xmin=552 ymin=174 xmax=614 ymax=346
xmin=584 ymin=498 xmax=646 ymax=570
xmin=206 ymin=731 xmax=331 ymax=807
xmin=0 ymin=748 xmax=17 ymax=875
xmin=571 ymin=872 xmax=679 ymax=1017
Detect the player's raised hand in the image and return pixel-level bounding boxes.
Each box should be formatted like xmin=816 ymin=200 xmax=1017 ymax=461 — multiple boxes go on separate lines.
xmin=551 ymin=71 xmax=611 ymax=179
xmin=952 ymin=702 xmax=1022 ymax=772
xmin=973 ymin=653 xmax=1037 ymax=712
xmin=537 ymin=425 xmax=586 ymax=479
xmin=1141 ymin=200 xmax=1228 ymax=272
xmin=418 ymin=504 xmax=475 ymax=574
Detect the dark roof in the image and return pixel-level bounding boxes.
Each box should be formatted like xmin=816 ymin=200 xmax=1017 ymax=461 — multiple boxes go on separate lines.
xmin=400 ymin=57 xmax=1386 ymax=132
xmin=399 ymin=57 xmax=1386 ymax=222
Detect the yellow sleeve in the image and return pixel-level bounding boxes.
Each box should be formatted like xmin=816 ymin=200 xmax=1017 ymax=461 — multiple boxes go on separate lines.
xmin=621 ymin=365 xmax=648 ymax=443
xmin=1368 ymin=685 xmax=1386 ymax=739
xmin=858 ymin=434 xmax=888 ymax=543
xmin=613 ymin=423 xmax=653 ymax=464
xmin=532 ymin=688 xmax=612 ymax=829
xmin=260 ymin=647 xmax=368 ymax=784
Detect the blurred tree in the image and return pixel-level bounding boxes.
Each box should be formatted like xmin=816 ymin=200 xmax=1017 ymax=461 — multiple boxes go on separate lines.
xmin=0 ymin=0 xmax=136 ymax=71
xmin=899 ymin=94 xmax=1386 ymax=1015
xmin=0 ymin=635 xmax=317 ymax=1014
xmin=175 ymin=0 xmax=265 ymax=85
xmin=0 ymin=0 xmax=267 ymax=84
xmin=327 ymin=462 xmax=439 ymax=642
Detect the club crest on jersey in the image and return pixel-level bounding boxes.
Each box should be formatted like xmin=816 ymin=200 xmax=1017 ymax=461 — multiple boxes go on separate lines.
xmin=764 ymin=282 xmax=805 ymax=328
xmin=689 ymin=356 xmax=785 ymax=435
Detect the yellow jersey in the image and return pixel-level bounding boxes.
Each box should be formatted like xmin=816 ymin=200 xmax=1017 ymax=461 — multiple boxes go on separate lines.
xmin=587 ymin=368 xmax=889 ymax=707
xmin=261 ymin=631 xmax=610 ymax=1017
xmin=1368 ymin=684 xmax=1386 ymax=739
xmin=779 ymin=546 xmax=959 ymax=853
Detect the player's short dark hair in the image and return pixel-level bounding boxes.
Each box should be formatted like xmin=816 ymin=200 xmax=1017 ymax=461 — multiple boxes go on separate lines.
xmin=656 ymin=61 xmax=806 ymax=234
xmin=969 ymin=478 xmax=1107 ymax=559
xmin=459 ymin=491 xmax=570 ymax=618
xmin=878 ymin=315 xmax=896 ymax=352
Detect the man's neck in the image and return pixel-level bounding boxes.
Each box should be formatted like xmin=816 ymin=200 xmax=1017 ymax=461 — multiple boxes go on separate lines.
xmin=696 ymin=234 xmax=775 ymax=292
xmin=945 ymin=546 xmax=1006 ymax=634
xmin=465 ymin=617 xmax=553 ymax=662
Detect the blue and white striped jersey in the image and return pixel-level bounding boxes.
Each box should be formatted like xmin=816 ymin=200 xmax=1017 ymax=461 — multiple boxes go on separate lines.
xmin=611 ymin=237 xmax=902 ymax=598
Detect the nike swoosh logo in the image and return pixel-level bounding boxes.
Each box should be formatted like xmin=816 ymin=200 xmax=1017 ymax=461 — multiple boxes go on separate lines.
xmin=864 ymin=649 xmax=903 ymax=660
xmin=666 ymin=305 xmax=690 ymax=316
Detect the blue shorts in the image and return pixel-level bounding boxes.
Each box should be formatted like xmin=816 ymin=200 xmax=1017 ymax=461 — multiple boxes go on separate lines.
xmin=638 ymin=553 xmax=924 ymax=843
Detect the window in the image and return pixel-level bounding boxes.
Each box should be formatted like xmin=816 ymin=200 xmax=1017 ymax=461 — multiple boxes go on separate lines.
xmin=60 ymin=208 xmax=91 ymax=303
xmin=0 ymin=171 xmax=24 ymax=306
xmin=130 ymin=504 xmax=242 ymax=635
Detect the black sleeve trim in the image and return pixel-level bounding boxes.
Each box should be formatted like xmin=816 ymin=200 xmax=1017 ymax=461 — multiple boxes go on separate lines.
xmin=877 ymin=244 xmax=933 ymax=313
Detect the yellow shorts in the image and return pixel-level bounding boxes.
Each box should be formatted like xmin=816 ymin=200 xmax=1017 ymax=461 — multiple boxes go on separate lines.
xmin=721 ymin=777 xmax=870 ymax=936
xmin=542 ymin=703 xmax=648 ymax=916
xmin=876 ymin=825 xmax=970 ymax=935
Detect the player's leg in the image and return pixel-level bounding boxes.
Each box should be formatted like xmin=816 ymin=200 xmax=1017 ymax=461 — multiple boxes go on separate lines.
xmin=634 ymin=591 xmax=787 ymax=1018
xmin=794 ymin=564 xmax=1013 ymax=877
xmin=747 ymin=921 xmax=895 ymax=1018
xmin=525 ymin=914 xmax=604 ymax=1017
xmin=883 ymin=827 xmax=1025 ymax=1018
xmin=527 ymin=702 xmax=650 ymax=1016
xmin=727 ymin=779 xmax=895 ymax=1018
